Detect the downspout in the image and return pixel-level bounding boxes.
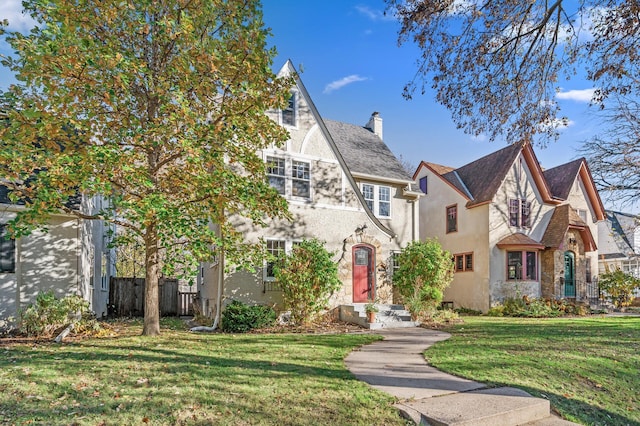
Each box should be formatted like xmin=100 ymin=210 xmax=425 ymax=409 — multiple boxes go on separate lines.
xmin=212 ymin=248 xmax=224 ymax=329
xmin=412 ymin=199 xmax=419 ymax=241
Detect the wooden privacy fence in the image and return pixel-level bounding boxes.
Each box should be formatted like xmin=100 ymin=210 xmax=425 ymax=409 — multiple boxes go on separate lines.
xmin=109 ymin=277 xmax=186 ymax=317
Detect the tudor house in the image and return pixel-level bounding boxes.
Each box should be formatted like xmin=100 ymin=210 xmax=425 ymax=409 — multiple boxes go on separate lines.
xmin=414 ymin=142 xmax=605 ymax=312
xmin=197 ymin=61 xmax=421 ymax=319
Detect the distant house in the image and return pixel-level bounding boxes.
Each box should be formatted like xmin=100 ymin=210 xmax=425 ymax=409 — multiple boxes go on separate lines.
xmin=598 ymin=211 xmax=640 ymax=295
xmin=0 ymin=188 xmax=115 ymax=327
xmin=414 ymin=142 xmax=605 ymax=312
xmin=197 ymin=61 xmax=421 ymax=319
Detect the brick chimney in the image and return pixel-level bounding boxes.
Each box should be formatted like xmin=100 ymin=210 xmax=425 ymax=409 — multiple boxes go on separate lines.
xmin=365 ymin=111 xmax=383 ymax=140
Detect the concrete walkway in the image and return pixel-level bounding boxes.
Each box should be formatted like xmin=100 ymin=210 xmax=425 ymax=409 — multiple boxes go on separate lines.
xmin=345 ymin=328 xmax=580 ymax=425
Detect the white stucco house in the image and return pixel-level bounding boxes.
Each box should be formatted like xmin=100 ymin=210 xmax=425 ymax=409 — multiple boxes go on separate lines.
xmin=598 ymin=210 xmax=640 ymax=296
xmin=0 ymin=188 xmax=115 ymax=328
xmin=197 ymin=61 xmax=421 ymax=320
xmin=414 ymin=142 xmax=605 ymax=312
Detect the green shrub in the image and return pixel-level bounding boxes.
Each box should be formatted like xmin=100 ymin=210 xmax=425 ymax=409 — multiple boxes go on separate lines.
xmin=221 ymin=300 xmax=276 ymax=333
xmin=454 ymin=307 xmax=483 ymax=316
xmin=392 ymin=239 xmax=454 ymax=319
xmin=18 ymin=291 xmax=94 ymax=337
xmin=273 ymin=239 xmax=341 ymax=325
xmin=598 ymin=267 xmax=640 ymax=309
xmin=489 ymin=297 xmax=588 ymax=318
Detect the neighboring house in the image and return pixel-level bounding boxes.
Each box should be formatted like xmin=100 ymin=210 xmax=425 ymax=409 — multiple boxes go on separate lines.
xmin=0 ymin=188 xmax=115 ymax=327
xmin=598 ymin=210 xmax=640 ymax=295
xmin=414 ymin=142 xmax=605 ymax=312
xmin=197 ymin=61 xmax=421 ymax=319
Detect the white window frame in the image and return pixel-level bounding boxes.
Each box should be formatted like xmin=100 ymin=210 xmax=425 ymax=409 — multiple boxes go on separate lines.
xmin=263 ymin=238 xmax=302 ymax=282
xmin=266 ymin=155 xmax=312 ymax=201
xmin=361 ymin=183 xmax=392 ymax=218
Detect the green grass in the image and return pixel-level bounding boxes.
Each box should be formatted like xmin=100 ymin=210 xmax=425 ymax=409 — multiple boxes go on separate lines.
xmin=425 ymin=316 xmax=640 ymax=426
xmin=0 ymin=319 xmax=406 ymax=425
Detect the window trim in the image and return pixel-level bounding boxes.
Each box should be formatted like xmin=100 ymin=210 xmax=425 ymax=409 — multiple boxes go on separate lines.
xmin=361 ymin=183 xmax=392 ymax=218
xmin=264 ymin=239 xmax=286 ymax=282
xmin=266 ymin=155 xmax=312 ymax=201
xmin=263 ymin=238 xmax=302 ymax=282
xmin=446 ymin=204 xmax=458 ymax=234
xmin=509 ymin=198 xmax=531 ymax=228
xmin=453 ymin=252 xmax=473 ymax=272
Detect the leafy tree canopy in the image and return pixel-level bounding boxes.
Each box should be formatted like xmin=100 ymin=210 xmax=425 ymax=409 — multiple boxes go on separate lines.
xmin=387 ymin=0 xmax=639 ymax=146
xmin=0 ymin=0 xmax=293 ymax=335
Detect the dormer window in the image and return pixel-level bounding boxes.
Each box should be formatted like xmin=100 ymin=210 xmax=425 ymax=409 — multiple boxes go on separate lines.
xmin=282 ymin=92 xmax=297 ymax=127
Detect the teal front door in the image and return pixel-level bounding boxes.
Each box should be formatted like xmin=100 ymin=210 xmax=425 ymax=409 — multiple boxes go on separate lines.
xmin=564 ymin=251 xmax=576 ymax=297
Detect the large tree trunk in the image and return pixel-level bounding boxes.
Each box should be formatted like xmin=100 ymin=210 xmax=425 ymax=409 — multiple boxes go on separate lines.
xmin=142 ymin=223 xmax=161 ymax=336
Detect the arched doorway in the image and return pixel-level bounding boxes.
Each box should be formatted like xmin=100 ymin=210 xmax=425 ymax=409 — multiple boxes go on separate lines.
xmin=564 ymin=251 xmax=576 ymax=297
xmin=352 ymin=244 xmax=375 ymax=302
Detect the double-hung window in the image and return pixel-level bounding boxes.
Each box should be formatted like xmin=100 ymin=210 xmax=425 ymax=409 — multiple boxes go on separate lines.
xmin=291 ymin=160 xmax=310 ymax=198
xmin=0 ymin=225 xmax=15 ymax=273
xmin=507 ymin=251 xmax=537 ymax=280
xmin=362 ymin=183 xmax=391 ymax=218
xmin=266 ymin=156 xmax=311 ymax=200
xmin=264 ymin=239 xmax=286 ymax=281
xmin=264 ymin=239 xmax=302 ymax=283
xmin=267 ymin=157 xmax=286 ymax=195
xmin=509 ymin=199 xmax=531 ymax=228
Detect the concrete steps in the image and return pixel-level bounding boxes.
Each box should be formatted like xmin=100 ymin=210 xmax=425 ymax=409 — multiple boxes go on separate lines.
xmin=396 ymin=387 xmax=579 ymax=426
xmin=339 ymin=303 xmax=420 ymax=329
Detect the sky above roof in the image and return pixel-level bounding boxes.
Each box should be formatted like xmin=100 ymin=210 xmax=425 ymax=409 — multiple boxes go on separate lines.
xmin=0 ymin=0 xmax=630 ymax=212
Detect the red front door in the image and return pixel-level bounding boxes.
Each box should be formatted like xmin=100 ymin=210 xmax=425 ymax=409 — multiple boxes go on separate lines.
xmin=353 ymin=245 xmax=374 ymax=302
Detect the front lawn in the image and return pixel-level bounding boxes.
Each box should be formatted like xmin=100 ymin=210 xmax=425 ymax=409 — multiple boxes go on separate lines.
xmin=425 ymin=316 xmax=640 ymax=425
xmin=0 ymin=319 xmax=405 ymax=425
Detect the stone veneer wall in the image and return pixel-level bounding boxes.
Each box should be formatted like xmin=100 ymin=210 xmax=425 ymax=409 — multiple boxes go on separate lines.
xmin=541 ymin=229 xmax=586 ymax=299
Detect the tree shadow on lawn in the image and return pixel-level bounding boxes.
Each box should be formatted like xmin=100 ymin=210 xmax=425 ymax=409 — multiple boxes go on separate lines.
xmin=514 ymin=384 xmax=637 ymax=426
xmin=0 ymin=333 xmax=378 ymax=424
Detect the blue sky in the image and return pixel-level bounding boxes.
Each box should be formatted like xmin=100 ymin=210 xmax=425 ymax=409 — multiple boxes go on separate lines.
xmin=0 ymin=1 xmax=619 ymax=207
xmin=262 ymin=1 xmax=602 ymax=168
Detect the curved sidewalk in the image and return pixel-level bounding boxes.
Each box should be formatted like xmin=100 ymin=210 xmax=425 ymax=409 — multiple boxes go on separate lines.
xmin=345 ymin=328 xmax=579 ymax=425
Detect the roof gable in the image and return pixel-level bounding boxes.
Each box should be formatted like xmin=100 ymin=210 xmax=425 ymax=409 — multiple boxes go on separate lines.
xmin=541 ymin=204 xmax=597 ymax=251
xmin=543 ymin=158 xmax=605 ymax=221
xmin=451 ymin=143 xmax=522 ymax=207
xmin=277 ymin=60 xmax=396 ymax=238
xmin=418 ymin=142 xmax=556 ymax=208
xmin=543 ymin=158 xmax=583 ymax=200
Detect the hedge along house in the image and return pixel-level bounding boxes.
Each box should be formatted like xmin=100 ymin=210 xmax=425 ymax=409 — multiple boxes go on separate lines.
xmin=414 ymin=142 xmax=605 ymax=313
xmin=0 ymin=187 xmax=116 ymax=328
xmin=197 ymin=61 xmax=421 ymax=322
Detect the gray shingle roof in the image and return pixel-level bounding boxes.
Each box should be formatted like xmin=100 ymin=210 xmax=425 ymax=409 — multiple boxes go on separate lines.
xmin=543 ymin=158 xmax=584 ymax=200
xmin=324 ymin=119 xmax=413 ymax=183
